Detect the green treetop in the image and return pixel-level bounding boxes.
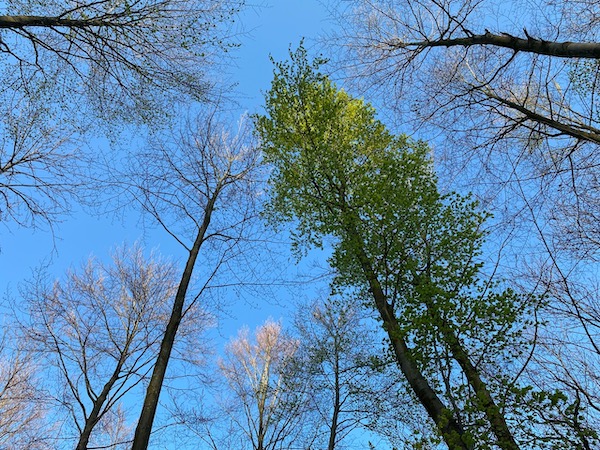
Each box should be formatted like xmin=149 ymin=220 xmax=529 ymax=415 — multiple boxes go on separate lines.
xmin=255 ymin=46 xmax=595 ymax=449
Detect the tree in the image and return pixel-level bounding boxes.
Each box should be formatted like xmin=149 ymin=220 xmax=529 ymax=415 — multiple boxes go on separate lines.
xmin=336 ymin=0 xmax=600 ymax=146
xmin=334 ymin=0 xmax=600 ymax=440
xmin=19 ymin=244 xmax=200 ymax=450
xmin=124 ymin=109 xmax=263 ymax=449
xmin=292 ymin=298 xmax=387 ymax=450
xmin=219 ymin=319 xmax=308 ymax=450
xmin=333 ymin=0 xmax=600 ymax=255
xmin=255 ymin=47 xmax=597 ymax=449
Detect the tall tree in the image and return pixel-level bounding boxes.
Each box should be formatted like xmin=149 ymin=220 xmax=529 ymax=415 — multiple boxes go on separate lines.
xmin=219 ymin=319 xmax=308 ymax=450
xmin=255 ymin=47 xmax=596 ymax=449
xmin=126 ymin=110 xmax=263 ymax=449
xmin=19 ymin=244 xmax=197 ymax=450
xmin=333 ymin=0 xmax=600 ymax=259
xmin=334 ymin=0 xmax=600 ymax=438
xmin=335 ymin=0 xmax=600 ymax=151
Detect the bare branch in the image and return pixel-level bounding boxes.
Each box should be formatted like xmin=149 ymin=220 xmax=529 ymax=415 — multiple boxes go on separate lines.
xmin=391 ymin=31 xmax=600 ymax=59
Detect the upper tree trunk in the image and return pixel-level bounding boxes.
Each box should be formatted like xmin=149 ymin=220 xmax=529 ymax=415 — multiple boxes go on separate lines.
xmin=327 ymin=351 xmax=340 ymax=450
xmin=422 ymin=299 xmax=519 ymax=449
xmin=131 ymin=194 xmax=218 ymax=450
xmin=419 ymin=252 xmax=519 ymax=449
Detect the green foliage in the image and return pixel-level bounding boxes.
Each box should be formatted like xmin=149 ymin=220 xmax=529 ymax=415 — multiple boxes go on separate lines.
xmin=256 ymin=44 xmax=490 ymax=326
xmin=569 ymin=60 xmax=600 ymax=121
xmin=256 ymin=45 xmax=597 ymax=448
xmin=257 ymin=45 xmax=441 ymax=256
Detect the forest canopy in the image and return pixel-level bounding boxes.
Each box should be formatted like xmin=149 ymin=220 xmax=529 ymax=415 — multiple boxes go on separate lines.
xmin=2 ymin=1 xmax=600 ymax=449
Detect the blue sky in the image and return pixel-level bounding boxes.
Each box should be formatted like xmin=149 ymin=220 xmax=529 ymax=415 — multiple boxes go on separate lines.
xmin=0 ymin=3 xmax=360 ymax=447
xmin=0 ymin=0 xmax=335 ymax=314
xmin=231 ymin=1 xmax=335 ymax=109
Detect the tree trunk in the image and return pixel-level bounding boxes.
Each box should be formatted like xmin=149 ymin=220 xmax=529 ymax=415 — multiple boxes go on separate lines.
xmin=76 ymin=373 xmax=120 ymax=449
xmin=76 ymin=346 xmax=132 ymax=450
xmin=347 ymin=229 xmax=473 ymax=450
xmin=327 ymin=351 xmax=340 ymax=450
xmin=418 ymin=254 xmax=520 ymax=450
xmin=131 ymin=194 xmax=218 ymax=450
xmin=436 ymin=314 xmax=520 ymax=450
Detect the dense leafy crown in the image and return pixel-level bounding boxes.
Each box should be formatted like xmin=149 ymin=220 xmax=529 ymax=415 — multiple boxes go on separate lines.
xmin=256 ymin=46 xmax=487 ymax=299
xmin=256 ymin=44 xmax=528 ymax=407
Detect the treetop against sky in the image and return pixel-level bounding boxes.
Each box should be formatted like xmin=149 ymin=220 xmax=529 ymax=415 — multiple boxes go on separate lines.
xmin=2 ymin=0 xmax=600 ymax=448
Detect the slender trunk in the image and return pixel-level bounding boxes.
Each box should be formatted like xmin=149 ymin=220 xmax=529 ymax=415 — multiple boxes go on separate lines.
xmin=327 ymin=351 xmax=340 ymax=450
xmin=76 ymin=422 xmax=94 ymax=450
xmin=349 ymin=238 xmax=472 ymax=449
xmin=76 ymin=341 xmax=133 ymax=450
xmin=257 ymin=398 xmax=265 ymax=450
xmin=76 ymin=395 xmax=110 ymax=450
xmin=256 ymin=360 xmax=270 ymax=450
xmin=419 ymin=256 xmax=519 ymax=449
xmin=76 ymin=379 xmax=114 ymax=450
xmin=485 ymin=92 xmax=600 ymax=145
xmin=438 ymin=317 xmax=520 ymax=450
xmin=131 ymin=194 xmax=218 ymax=450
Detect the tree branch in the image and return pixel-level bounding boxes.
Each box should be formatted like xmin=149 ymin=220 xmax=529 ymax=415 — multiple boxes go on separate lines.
xmin=391 ymin=31 xmax=600 ymax=59
xmin=0 ymin=15 xmax=122 ymax=29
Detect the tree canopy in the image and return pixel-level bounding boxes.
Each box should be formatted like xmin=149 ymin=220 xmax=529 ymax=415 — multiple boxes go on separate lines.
xmin=4 ymin=2 xmax=600 ymax=448
xmin=255 ymin=46 xmax=597 ymax=449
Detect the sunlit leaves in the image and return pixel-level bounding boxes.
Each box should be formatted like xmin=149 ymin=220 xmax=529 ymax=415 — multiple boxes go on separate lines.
xmin=255 ymin=45 xmax=581 ymax=447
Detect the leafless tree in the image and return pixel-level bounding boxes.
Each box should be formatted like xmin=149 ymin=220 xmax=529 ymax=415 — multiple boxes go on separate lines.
xmin=336 ymin=0 xmax=600 ymax=143
xmin=19 ymin=243 xmax=209 ymax=450
xmin=122 ymin=109 xmax=264 ymax=449
xmin=219 ymin=319 xmax=309 ymax=450
xmin=0 ymin=330 xmax=49 ymax=449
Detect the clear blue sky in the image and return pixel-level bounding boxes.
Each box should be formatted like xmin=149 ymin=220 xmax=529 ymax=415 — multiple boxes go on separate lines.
xmin=231 ymin=1 xmax=334 ymax=110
